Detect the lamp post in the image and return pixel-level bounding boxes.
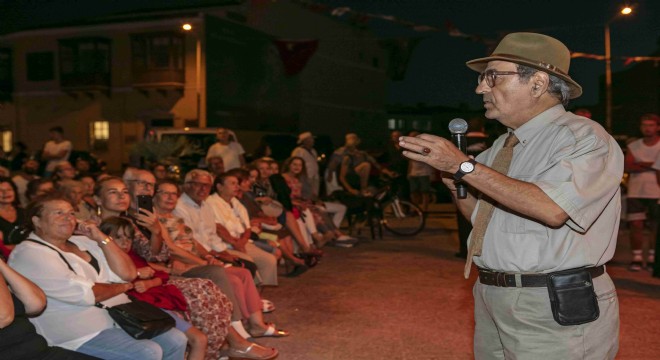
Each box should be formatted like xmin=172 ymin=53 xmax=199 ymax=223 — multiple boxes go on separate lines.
xmin=182 ymin=22 xmax=203 ymax=127
xmin=604 ymin=6 xmax=632 ymax=134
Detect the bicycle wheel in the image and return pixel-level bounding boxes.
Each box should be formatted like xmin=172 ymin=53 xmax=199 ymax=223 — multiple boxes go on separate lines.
xmin=381 ymin=199 xmax=425 ymax=236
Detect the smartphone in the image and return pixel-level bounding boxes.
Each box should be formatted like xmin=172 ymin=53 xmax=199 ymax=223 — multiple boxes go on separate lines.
xmin=136 ymin=195 xmax=153 ymax=213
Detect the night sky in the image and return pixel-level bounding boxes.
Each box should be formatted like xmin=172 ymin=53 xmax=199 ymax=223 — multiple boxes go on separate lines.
xmin=1 ymin=0 xmax=658 ymax=110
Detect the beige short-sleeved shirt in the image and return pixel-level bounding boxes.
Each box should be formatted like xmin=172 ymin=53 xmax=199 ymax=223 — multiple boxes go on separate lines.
xmin=471 ymin=105 xmax=624 ymax=273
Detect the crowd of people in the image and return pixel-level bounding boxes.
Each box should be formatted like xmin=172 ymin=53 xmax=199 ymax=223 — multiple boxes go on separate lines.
xmin=1 ymin=124 xmax=422 ymax=360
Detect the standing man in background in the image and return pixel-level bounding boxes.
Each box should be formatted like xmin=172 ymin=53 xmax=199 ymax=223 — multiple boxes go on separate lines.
xmin=41 ymin=126 xmax=72 ymax=177
xmin=206 ymin=128 xmax=246 ymax=171
xmin=624 ymin=113 xmax=660 ymax=271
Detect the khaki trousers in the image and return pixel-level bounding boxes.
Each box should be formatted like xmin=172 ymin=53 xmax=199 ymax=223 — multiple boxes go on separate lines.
xmin=473 ymin=272 xmax=619 ymax=360
xmin=228 ymin=242 xmax=278 ymax=286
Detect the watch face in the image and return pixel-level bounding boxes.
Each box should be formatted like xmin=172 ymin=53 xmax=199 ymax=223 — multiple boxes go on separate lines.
xmin=460 ymin=162 xmax=475 ymax=173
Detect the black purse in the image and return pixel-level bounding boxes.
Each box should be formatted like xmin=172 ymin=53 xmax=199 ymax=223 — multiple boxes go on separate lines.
xmin=96 ymin=299 xmax=175 ymax=339
xmin=24 ymin=239 xmax=175 ymax=339
xmin=546 ymin=268 xmax=600 ymax=326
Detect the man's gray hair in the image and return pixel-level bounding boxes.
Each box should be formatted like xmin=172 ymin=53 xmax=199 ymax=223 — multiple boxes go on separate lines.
xmin=122 ymin=167 xmax=140 ymax=182
xmin=516 ymin=64 xmax=571 ymax=106
xmin=184 ymin=169 xmax=213 ymax=183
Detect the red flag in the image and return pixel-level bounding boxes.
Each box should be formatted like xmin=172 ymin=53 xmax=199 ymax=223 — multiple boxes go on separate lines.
xmin=273 ymin=39 xmax=320 ymax=76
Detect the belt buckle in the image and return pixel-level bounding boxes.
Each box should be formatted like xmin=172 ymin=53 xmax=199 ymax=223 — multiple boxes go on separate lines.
xmin=496 ymin=272 xmax=507 ymax=287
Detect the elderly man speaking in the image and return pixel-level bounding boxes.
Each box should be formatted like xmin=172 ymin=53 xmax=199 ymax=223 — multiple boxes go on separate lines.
xmin=400 ymin=33 xmax=622 ymax=359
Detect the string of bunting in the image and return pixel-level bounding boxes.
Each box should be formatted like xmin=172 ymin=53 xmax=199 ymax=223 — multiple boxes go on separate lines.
xmin=292 ymin=0 xmax=660 ymax=65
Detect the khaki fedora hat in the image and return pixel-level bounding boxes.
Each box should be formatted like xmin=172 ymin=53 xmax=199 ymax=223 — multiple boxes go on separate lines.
xmin=466 ymin=32 xmax=582 ymax=99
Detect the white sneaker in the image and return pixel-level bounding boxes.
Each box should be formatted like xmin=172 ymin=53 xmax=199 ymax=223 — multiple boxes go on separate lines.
xmin=333 ymin=237 xmax=358 ymax=248
xmin=333 ymin=241 xmax=355 ymax=248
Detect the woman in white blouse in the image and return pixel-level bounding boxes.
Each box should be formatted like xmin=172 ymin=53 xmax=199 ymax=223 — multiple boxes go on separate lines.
xmin=9 ymin=193 xmax=187 ymax=360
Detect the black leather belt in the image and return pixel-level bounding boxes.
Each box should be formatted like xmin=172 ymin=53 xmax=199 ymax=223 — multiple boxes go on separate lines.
xmin=478 ymin=265 xmax=605 ymax=288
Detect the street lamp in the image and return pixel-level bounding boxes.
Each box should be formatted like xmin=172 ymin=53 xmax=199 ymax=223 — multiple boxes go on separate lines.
xmin=604 ymin=6 xmax=632 ymax=133
xmin=182 ymin=22 xmax=202 ymax=127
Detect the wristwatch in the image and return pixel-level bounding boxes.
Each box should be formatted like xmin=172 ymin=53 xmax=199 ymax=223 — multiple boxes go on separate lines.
xmin=454 ymin=159 xmax=477 ymax=180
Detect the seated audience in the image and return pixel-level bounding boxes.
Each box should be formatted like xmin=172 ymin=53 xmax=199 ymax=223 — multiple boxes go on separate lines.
xmin=154 ymin=179 xmax=289 ymax=339
xmin=253 ymin=159 xmax=323 ymax=263
xmin=58 ymin=179 xmax=94 ymax=221
xmin=228 ymin=168 xmax=308 ymax=276
xmin=25 ymin=178 xmax=55 ymax=203
xmin=174 ymin=170 xmax=279 ymax=287
xmin=9 ymin=193 xmax=188 ymax=360
xmin=282 ymin=157 xmax=357 ymax=248
xmin=0 ymin=253 xmax=99 ymax=359
xmin=12 ymin=157 xmax=40 ymax=207
xmin=0 ymin=177 xmax=26 ymax=258
xmin=53 ymin=161 xmax=76 ymax=182
xmin=94 ymin=176 xmax=279 ymax=359
xmin=100 ymin=217 xmax=230 ymax=360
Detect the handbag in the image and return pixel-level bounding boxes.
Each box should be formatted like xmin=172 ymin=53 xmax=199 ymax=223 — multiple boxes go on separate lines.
xmin=260 ymin=200 xmax=284 ymax=217
xmin=23 ymin=239 xmax=175 ymax=339
xmin=546 ymin=268 xmax=600 ymax=326
xmin=96 ymin=300 xmax=175 ymax=340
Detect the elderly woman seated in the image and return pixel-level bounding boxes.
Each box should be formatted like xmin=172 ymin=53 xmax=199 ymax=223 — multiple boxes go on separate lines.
xmin=0 ymin=254 xmax=99 ymax=359
xmin=100 ymin=216 xmax=231 ymax=360
xmin=93 ymin=176 xmax=279 ymax=360
xmin=8 ymin=193 xmax=188 ymax=360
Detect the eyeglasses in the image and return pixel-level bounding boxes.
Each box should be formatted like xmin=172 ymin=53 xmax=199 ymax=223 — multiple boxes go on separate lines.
xmin=477 ymin=69 xmax=521 ymax=88
xmin=157 ymin=191 xmax=179 ymax=198
xmin=129 ymin=180 xmax=155 ymax=189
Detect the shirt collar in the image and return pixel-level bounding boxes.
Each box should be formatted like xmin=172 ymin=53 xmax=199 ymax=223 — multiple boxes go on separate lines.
xmin=180 ymin=192 xmax=202 ymax=209
xmin=512 ymin=104 xmax=566 ymax=147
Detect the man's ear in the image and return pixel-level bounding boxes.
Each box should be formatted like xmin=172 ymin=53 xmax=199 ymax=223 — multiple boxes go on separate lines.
xmin=531 ymin=72 xmax=549 ymax=97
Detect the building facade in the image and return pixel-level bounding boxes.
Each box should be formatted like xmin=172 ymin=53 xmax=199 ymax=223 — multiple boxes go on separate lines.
xmin=0 ymin=0 xmax=390 ymax=172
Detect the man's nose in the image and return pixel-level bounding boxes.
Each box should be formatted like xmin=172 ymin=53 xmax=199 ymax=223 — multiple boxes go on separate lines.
xmin=475 ymin=78 xmax=491 ymax=94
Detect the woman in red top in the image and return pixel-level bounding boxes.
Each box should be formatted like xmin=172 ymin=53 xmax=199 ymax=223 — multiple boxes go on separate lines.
xmin=100 ymin=216 xmax=224 ymax=360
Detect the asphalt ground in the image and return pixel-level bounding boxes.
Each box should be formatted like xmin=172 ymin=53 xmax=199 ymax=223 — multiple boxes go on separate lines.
xmin=255 ymin=203 xmax=660 ymax=360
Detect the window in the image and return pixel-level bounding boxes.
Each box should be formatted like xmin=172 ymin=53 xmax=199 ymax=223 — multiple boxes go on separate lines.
xmin=1 ymin=131 xmax=11 ymax=153
xmin=131 ymin=32 xmax=185 ymax=87
xmin=59 ymin=38 xmax=111 ymax=89
xmin=388 ymin=118 xmax=396 ymax=130
xmin=90 ymin=121 xmax=109 ymax=150
xmin=0 ymin=49 xmax=12 ymax=101
xmin=26 ymin=52 xmax=55 ymax=81
xmin=131 ymin=33 xmax=184 ymax=71
xmin=1 ymin=130 xmax=12 ymax=153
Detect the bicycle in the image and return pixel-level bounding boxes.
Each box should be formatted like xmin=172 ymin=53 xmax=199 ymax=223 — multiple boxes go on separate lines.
xmin=368 ymin=175 xmax=426 ymax=237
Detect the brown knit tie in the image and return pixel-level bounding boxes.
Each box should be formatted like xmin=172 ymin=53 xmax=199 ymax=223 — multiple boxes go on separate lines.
xmin=464 ymin=132 xmax=519 ymax=279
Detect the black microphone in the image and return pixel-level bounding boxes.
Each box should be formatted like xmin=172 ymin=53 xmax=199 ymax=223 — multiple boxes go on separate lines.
xmin=448 ymin=118 xmax=469 ymax=199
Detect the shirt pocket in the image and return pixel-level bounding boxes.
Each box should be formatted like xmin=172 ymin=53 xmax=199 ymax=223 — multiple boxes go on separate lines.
xmin=497 ymin=210 xmax=549 ymax=238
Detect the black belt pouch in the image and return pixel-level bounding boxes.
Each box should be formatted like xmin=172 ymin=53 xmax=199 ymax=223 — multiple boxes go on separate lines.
xmin=546 ymin=268 xmax=599 ymax=326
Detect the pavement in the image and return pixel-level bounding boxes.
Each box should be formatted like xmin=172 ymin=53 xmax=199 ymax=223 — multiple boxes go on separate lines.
xmin=256 ymin=203 xmax=660 ymax=360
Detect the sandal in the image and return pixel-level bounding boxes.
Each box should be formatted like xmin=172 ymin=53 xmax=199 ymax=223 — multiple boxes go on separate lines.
xmin=226 ymin=343 xmax=278 ymax=360
xmin=261 ymin=299 xmax=275 ymax=313
xmin=298 ymin=253 xmax=318 ymax=268
xmin=249 ymin=323 xmax=290 ymax=338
